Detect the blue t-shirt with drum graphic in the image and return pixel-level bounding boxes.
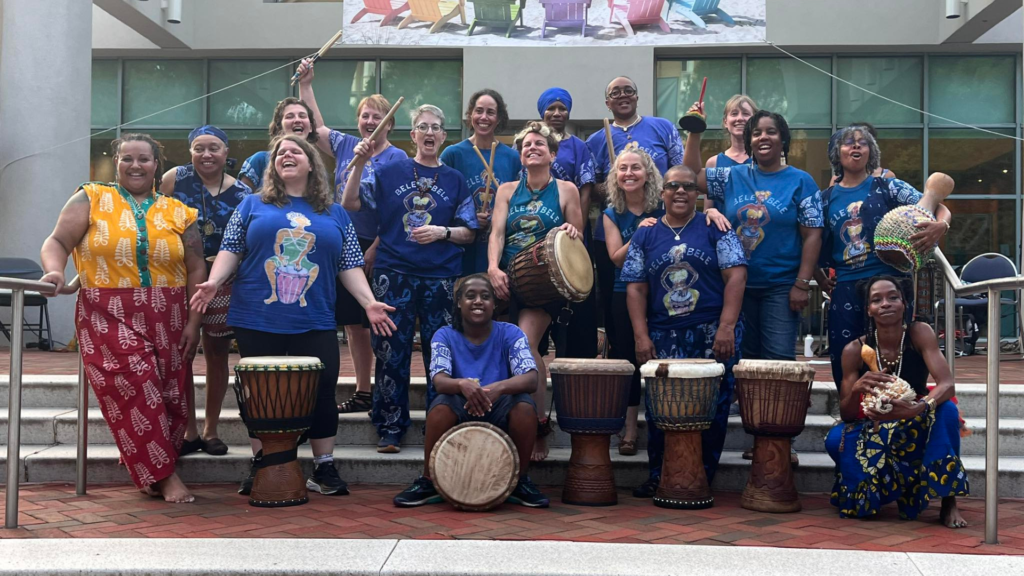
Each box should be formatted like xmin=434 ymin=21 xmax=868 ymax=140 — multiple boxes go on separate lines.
xmin=329 ymin=130 xmax=409 ymax=241
xmin=357 ymin=158 xmax=477 ymax=278
xmin=429 ymin=322 xmax=537 ymax=387
xmin=585 ymin=116 xmax=684 ymax=183
xmin=705 ymin=165 xmax=823 ymax=290
xmin=170 ymin=164 xmax=251 ymax=258
xmin=502 ymin=179 xmax=564 ymax=267
xmin=603 ymin=206 xmax=665 ymax=293
xmin=620 ymin=219 xmax=746 ymax=331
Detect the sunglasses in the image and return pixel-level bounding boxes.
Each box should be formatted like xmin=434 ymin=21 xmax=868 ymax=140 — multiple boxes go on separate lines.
xmin=664 ymin=181 xmax=698 ymax=193
xmin=607 ymin=86 xmax=637 ymax=99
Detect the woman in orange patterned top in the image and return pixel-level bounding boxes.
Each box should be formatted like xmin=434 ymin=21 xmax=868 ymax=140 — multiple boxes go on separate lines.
xmin=40 ymin=133 xmax=208 ymax=503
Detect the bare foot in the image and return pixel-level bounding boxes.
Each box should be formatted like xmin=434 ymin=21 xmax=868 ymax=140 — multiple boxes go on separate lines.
xmin=531 ymin=435 xmax=549 ymax=462
xmin=139 ymin=485 xmax=160 ymax=498
xmin=153 ymin=473 xmax=195 ymax=504
xmin=940 ymin=496 xmax=967 ymax=528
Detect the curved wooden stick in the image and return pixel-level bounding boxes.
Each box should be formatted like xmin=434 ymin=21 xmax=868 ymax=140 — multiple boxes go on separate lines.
xmin=602 ymin=119 xmax=616 ymax=168
xmin=344 ymin=96 xmax=405 ymax=174
xmin=472 ymin=142 xmax=497 ymax=190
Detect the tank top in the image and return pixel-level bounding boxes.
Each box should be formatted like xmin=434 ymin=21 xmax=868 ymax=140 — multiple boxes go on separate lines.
xmin=715 ymin=151 xmax=753 ymax=168
xmin=502 ymin=177 xmax=564 ymax=266
xmin=857 ymin=325 xmax=930 ymax=397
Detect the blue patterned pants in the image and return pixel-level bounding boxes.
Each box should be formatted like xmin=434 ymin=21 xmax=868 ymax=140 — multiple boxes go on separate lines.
xmin=370 ymin=270 xmax=455 ymax=439
xmin=645 ymin=321 xmax=742 ymax=483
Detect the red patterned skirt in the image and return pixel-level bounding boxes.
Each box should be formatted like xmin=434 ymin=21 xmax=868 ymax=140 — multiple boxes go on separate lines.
xmin=202 ymin=275 xmax=234 ymax=338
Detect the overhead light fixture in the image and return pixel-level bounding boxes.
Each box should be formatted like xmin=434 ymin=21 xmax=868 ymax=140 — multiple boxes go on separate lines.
xmin=164 ymin=0 xmax=182 ymax=24
xmin=946 ymin=0 xmax=966 ymax=19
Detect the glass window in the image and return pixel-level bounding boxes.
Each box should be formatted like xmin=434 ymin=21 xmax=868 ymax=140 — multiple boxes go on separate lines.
xmin=940 ymin=199 xmax=1016 ymax=268
xmin=90 ymin=132 xmax=117 ymax=183
xmin=928 ymin=129 xmax=1015 ymax=195
xmin=92 ymin=60 xmax=119 ymax=129
xmin=306 ymin=60 xmax=377 ymax=129
xmin=209 ymin=60 xmax=291 ymax=128
xmin=123 ymin=61 xmax=204 ymax=126
xmin=380 ymin=60 xmax=462 ymax=130
xmin=876 ymin=129 xmax=923 ymax=189
xmin=929 ymin=56 xmax=1015 ymax=126
xmin=786 ymin=129 xmax=832 ymax=189
xmin=655 ymin=59 xmax=742 ymax=127
xmin=746 ymin=57 xmax=831 ymax=126
xmin=836 ymin=57 xmax=922 ymax=125
xmin=145 ymin=130 xmax=193 ymax=172
xmin=223 ymin=130 xmax=271 ymax=179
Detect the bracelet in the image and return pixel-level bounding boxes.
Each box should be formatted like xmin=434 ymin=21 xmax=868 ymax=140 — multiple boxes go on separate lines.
xmin=940 ymin=220 xmax=951 ymax=232
xmin=793 ymin=281 xmax=812 ymax=292
xmin=924 ymin=396 xmax=937 ymax=411
xmin=795 ymin=277 xmax=811 ymax=286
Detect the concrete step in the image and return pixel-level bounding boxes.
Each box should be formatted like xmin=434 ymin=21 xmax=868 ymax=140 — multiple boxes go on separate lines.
xmin=3 ymin=444 xmax=1022 ymax=498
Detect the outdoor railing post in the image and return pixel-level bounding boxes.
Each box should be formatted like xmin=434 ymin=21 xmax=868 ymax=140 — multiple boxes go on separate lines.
xmin=4 ymin=289 xmax=26 ymax=529
xmin=76 ymin=356 xmax=88 ymax=496
xmin=985 ymin=287 xmax=1000 ymax=545
xmin=945 ymin=281 xmax=956 ymax=374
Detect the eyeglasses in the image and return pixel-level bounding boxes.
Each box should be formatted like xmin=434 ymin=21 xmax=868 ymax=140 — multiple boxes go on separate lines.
xmin=664 ymin=181 xmax=698 ymax=193
xmin=415 ymin=123 xmax=444 ymax=134
xmin=607 ymin=86 xmax=637 ymax=99
xmin=842 ymin=138 xmax=870 ymax=148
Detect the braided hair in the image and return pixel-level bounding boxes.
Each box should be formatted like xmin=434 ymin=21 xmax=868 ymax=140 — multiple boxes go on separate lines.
xmin=743 ymin=110 xmax=791 ymax=166
xmin=858 ymin=275 xmax=913 ymax=348
xmin=451 ymin=273 xmax=494 ymax=333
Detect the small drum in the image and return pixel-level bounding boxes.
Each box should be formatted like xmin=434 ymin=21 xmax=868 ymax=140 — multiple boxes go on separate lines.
xmin=507 ymin=228 xmax=593 ymax=308
xmin=550 ymin=358 xmax=635 ymax=506
xmin=734 ymin=359 xmax=815 ymax=513
xmin=642 ymin=359 xmax=724 ymax=510
xmin=234 ymin=356 xmax=322 ymax=508
xmin=429 ymin=422 xmax=519 ymax=512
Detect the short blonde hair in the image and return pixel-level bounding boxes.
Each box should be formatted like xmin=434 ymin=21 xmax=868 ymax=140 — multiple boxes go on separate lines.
xmin=606 ymin=148 xmax=662 ymax=215
xmin=513 ymin=121 xmax=560 ymax=156
xmin=357 ymin=94 xmax=396 ymax=133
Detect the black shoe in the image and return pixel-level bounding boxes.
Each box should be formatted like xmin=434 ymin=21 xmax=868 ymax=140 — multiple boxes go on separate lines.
xmin=377 ymin=434 xmax=401 ymax=454
xmin=306 ymin=461 xmax=349 ymax=496
xmin=179 ymin=437 xmax=203 ymax=457
xmin=506 ymin=476 xmax=550 ymax=508
xmin=238 ymin=451 xmax=261 ymax=495
xmin=633 ymin=476 xmax=660 ymax=498
xmin=393 ymin=476 xmax=444 ymax=508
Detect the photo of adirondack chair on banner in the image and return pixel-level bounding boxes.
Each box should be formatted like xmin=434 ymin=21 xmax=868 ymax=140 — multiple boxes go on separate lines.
xmin=350 ymin=0 xmax=411 ymax=26
xmin=608 ymin=0 xmax=670 ymax=36
xmin=539 ymin=0 xmax=592 ymax=38
xmin=667 ymin=0 xmax=736 ymax=29
xmin=398 ymin=0 xmax=467 ymax=33
xmin=467 ymin=0 xmax=525 ymax=37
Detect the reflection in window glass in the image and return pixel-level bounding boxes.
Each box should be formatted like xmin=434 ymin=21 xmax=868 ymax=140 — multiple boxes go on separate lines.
xmin=145 ymin=130 xmax=193 ymax=173
xmin=746 ymin=58 xmax=831 ymax=126
xmin=307 ymin=60 xmax=377 ymax=129
xmin=928 ymin=129 xmax=1014 ymax=195
xmin=786 ymin=129 xmax=832 ymax=189
xmin=92 ymin=60 xmax=119 ymax=129
xmin=123 ymin=61 xmax=204 ymax=126
xmin=940 ymin=199 xmax=1016 ymax=268
xmin=209 ymin=60 xmax=291 ymax=128
xmin=381 ymin=60 xmax=462 ymax=129
xmin=90 ymin=134 xmax=117 ymax=183
xmin=875 ymin=129 xmax=923 ymax=190
xmin=655 ymin=59 xmax=742 ymax=126
xmin=929 ymin=56 xmax=1015 ymax=126
xmin=836 ymin=57 xmax=922 ymax=125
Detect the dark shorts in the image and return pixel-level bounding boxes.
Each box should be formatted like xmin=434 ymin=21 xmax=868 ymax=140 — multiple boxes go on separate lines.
xmin=335 ymin=237 xmax=375 ymax=327
xmin=427 ymin=392 xmax=536 ymax=431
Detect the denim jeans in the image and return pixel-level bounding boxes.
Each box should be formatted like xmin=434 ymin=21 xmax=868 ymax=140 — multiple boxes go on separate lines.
xmin=741 ymin=283 xmax=799 ymax=360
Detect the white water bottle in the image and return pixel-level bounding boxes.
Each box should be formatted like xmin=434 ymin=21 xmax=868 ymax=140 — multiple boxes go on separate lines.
xmin=804 ymin=334 xmax=815 ymax=358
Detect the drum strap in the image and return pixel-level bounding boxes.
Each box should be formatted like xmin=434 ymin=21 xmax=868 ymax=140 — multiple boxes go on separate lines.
xmin=254 ymin=447 xmax=299 ymax=468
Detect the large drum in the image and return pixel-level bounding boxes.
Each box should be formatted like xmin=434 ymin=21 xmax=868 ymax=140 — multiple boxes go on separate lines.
xmin=507 ymin=228 xmax=593 ymax=308
xmin=734 ymin=359 xmax=815 ymax=513
xmin=549 ymin=358 xmax=635 ymax=506
xmin=429 ymin=422 xmax=519 ymax=512
xmin=642 ymin=359 xmax=724 ymax=510
xmin=874 ymin=172 xmax=954 ymax=273
xmin=234 ymin=356 xmax=322 ymax=508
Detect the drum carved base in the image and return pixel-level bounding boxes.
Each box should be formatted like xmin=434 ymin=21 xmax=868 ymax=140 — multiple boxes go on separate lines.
xmin=250 ymin=433 xmax=308 ymax=508
xmin=655 ymin=430 xmax=712 ymax=510
xmin=742 ymin=436 xmax=800 ymax=513
xmin=563 ymin=434 xmax=616 ymax=506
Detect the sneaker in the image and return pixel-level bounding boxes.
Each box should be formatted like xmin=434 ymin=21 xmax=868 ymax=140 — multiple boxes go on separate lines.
xmin=377 ymin=435 xmax=401 ymax=454
xmin=238 ymin=451 xmax=261 ymax=495
xmin=632 ymin=476 xmax=659 ymax=498
xmin=393 ymin=476 xmax=444 ymax=507
xmin=506 ymin=476 xmax=550 ymax=508
xmin=306 ymin=461 xmax=350 ymax=496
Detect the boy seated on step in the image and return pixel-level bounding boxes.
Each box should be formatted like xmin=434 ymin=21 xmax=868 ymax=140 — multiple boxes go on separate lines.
xmin=393 ymin=274 xmax=549 ymax=508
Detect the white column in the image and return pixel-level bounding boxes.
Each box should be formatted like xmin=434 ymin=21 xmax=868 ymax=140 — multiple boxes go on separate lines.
xmin=0 ymin=0 xmax=92 ymax=345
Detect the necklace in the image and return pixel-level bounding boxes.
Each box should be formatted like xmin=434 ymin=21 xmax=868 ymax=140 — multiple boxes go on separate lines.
xmin=200 ymin=171 xmax=225 ymax=237
xmin=613 ymin=115 xmax=642 ymax=131
xmin=526 ymin=175 xmax=552 ymax=197
xmin=411 ymin=163 xmax=435 ymax=197
xmin=662 ymin=212 xmax=695 ymax=241
xmin=874 ymin=325 xmax=906 ymax=378
xmin=116 ymin=184 xmax=153 ymax=220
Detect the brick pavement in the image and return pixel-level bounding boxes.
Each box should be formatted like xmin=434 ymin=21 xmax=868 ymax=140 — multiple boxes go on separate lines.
xmin=2 ymin=484 xmax=1023 ymax=555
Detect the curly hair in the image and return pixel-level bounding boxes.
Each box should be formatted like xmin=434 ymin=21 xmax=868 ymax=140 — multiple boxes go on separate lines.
xmin=858 ymin=275 xmax=914 ymax=347
xmin=268 ymin=97 xmax=319 ymax=143
xmin=260 ymin=134 xmax=333 ymax=213
xmin=513 ymin=121 xmax=560 ymax=156
xmin=452 ymin=273 xmax=494 ymax=333
xmin=606 ymin=148 xmax=662 ymax=215
xmin=743 ymin=110 xmax=791 ymax=165
xmin=112 ymin=133 xmax=165 ymax=189
xmin=465 ymin=89 xmax=510 ymax=133
xmin=829 ymin=125 xmax=882 ymax=183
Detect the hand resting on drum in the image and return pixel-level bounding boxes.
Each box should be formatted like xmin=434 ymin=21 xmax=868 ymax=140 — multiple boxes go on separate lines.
xmin=557 ymin=222 xmax=579 ymax=239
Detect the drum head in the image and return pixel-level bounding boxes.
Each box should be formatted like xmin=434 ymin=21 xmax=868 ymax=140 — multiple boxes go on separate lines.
xmin=640 ymin=359 xmax=723 ymax=379
xmin=733 ymin=359 xmax=815 ymax=383
xmin=429 ymin=422 xmax=519 ymax=511
xmin=548 ymin=358 xmax=635 ymax=375
xmin=236 ymin=356 xmax=323 ymax=370
xmin=551 ymin=230 xmax=594 ymax=297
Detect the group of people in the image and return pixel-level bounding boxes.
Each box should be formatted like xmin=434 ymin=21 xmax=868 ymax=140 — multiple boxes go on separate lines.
xmin=37 ymin=63 xmax=968 ymax=527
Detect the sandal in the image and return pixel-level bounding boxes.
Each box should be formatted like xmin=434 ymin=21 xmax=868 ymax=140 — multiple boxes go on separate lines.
xmin=202 ymin=437 xmax=229 ymax=456
xmin=618 ymin=439 xmax=637 ymax=456
xmin=338 ymin=391 xmax=373 ymax=414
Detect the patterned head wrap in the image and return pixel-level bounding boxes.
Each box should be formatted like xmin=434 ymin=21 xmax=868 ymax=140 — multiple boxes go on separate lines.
xmin=188 ymin=125 xmax=228 ymax=146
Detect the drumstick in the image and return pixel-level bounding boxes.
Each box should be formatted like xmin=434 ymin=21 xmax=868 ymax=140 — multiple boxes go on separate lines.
xmin=698 ymin=76 xmax=707 ymax=109
xmin=472 ymin=143 xmax=497 ymax=191
xmin=290 ymin=29 xmax=343 ymax=86
xmin=344 ymin=96 xmax=405 ymax=173
xmin=602 ymin=118 xmax=616 ymax=169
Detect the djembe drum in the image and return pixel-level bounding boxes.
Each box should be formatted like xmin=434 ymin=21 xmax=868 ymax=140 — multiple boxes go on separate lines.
xmin=549 ymin=358 xmax=635 ymax=506
xmin=642 ymin=359 xmax=724 ymax=509
xmin=507 ymin=228 xmax=593 ymax=307
xmin=429 ymin=422 xmax=519 ymax=512
xmin=733 ymin=359 xmax=815 ymax=513
xmin=234 ymin=356 xmax=322 ymax=507
xmin=874 ymin=172 xmax=954 ymax=274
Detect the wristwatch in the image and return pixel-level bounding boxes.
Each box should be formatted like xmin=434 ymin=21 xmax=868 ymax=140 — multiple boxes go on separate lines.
xmin=444 ymin=227 xmax=451 ymax=240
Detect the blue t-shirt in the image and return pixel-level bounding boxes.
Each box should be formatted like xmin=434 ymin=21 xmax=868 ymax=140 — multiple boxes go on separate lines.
xmin=714 ymin=152 xmax=753 ymax=168
xmin=705 ymin=165 xmax=824 ymax=289
xmin=620 ymin=218 xmax=746 ymax=330
xmin=170 ymin=165 xmax=251 ymax=258
xmin=503 ymin=178 xmax=564 ymax=266
xmin=552 ymin=135 xmax=596 ymax=190
xmin=329 ymin=130 xmax=409 ymax=241
xmin=440 ymin=140 xmax=523 ymax=274
xmin=822 ymin=177 xmax=923 ymax=283
xmin=585 ymin=116 xmax=684 ymax=183
xmin=358 ymin=158 xmax=478 ymax=278
xmin=429 ymin=322 xmax=537 ymax=387
xmin=220 ymin=195 xmax=364 ymax=334
xmin=238 ymin=151 xmax=269 ymax=191
xmin=603 ymin=206 xmax=665 ymax=292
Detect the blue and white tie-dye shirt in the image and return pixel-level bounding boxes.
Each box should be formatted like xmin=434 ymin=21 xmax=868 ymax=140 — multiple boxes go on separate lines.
xmin=329 ymin=130 xmax=409 ymax=240
xmin=551 ymin=135 xmax=596 ymax=190
xmin=429 ymin=322 xmax=537 ymax=387
xmin=238 ymin=151 xmax=269 ymax=191
xmin=620 ymin=219 xmax=746 ymax=330
xmin=170 ymin=165 xmax=251 ymax=258
xmin=586 ymin=116 xmax=684 ymax=183
xmin=705 ymin=165 xmax=823 ymax=289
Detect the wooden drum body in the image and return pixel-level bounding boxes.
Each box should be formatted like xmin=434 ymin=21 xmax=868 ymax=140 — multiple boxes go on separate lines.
xmin=429 ymin=422 xmax=519 ymax=512
xmin=234 ymin=356 xmax=322 ymax=508
xmin=507 ymin=228 xmax=593 ymax=308
xmin=550 ymin=359 xmax=635 ymax=506
xmin=642 ymin=360 xmax=724 ymax=510
xmin=734 ymin=359 xmax=815 ymax=513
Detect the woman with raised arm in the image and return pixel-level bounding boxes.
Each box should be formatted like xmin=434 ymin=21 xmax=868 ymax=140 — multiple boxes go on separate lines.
xmin=237 ymin=98 xmax=320 ymax=192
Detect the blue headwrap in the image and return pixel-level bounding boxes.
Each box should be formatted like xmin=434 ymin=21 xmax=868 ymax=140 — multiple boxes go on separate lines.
xmin=188 ymin=125 xmax=229 ymax=146
xmin=537 ymin=88 xmax=572 ymax=119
